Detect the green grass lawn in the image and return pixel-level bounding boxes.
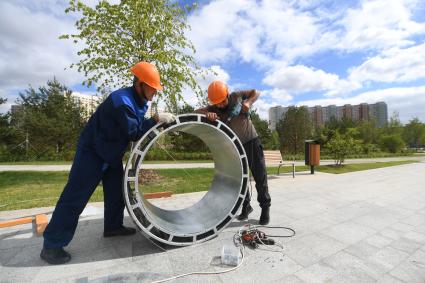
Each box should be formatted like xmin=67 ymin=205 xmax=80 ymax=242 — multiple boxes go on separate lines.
xmin=314 ymin=160 xmax=417 ymax=174
xmin=0 ymin=160 xmax=418 ymax=211
xmin=0 ymin=160 xmax=214 ymax=165
xmin=0 ymin=171 xmax=105 ymax=211
xmin=0 ymin=161 xmax=73 ymax=165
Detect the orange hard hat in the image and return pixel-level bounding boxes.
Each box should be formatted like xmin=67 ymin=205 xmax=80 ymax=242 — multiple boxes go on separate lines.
xmin=208 ymin=80 xmax=228 ymax=105
xmin=130 ymin=61 xmax=163 ymax=91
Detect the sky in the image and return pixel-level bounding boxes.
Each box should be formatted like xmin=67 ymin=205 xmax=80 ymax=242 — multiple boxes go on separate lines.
xmin=1 ymin=0 xmax=425 ymax=123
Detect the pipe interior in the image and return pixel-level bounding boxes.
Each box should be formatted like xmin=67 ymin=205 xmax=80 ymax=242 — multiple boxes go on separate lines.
xmin=140 ymin=123 xmax=242 ymax=235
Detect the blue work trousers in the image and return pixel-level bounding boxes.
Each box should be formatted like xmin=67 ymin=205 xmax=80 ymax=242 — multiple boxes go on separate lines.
xmin=43 ymin=144 xmax=125 ymax=248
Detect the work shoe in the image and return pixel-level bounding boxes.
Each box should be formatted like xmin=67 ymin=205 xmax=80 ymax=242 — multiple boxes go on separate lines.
xmin=237 ymin=204 xmax=253 ymax=221
xmin=103 ymin=226 xmax=137 ymax=237
xmin=259 ymin=207 xmax=270 ymax=225
xmin=40 ymin=247 xmax=71 ymax=265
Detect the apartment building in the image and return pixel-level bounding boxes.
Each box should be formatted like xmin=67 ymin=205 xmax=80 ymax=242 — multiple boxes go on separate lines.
xmin=269 ymin=102 xmax=388 ymax=130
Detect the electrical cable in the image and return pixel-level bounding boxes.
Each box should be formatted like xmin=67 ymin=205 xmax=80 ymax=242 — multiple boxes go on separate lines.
xmin=150 ymin=93 xmax=296 ymax=282
xmin=151 ymin=246 xmax=245 ymax=283
xmin=254 ymin=225 xmax=296 ymax=238
xmin=239 ymin=90 xmax=296 ymax=254
xmin=149 ymin=99 xmax=252 ymax=282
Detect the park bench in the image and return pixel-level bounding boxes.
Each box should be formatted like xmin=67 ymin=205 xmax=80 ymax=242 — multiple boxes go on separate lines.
xmin=263 ymin=150 xmax=296 ymax=178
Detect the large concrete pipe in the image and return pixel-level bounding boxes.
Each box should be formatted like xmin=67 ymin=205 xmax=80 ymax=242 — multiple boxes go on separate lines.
xmin=123 ymin=114 xmax=249 ymax=246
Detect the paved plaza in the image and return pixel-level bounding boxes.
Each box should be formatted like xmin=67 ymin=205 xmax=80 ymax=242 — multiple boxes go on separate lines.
xmin=1 ymin=162 xmax=425 ymax=282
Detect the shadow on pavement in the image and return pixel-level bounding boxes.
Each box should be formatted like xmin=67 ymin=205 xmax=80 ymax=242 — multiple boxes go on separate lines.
xmin=1 ymin=216 xmax=182 ymax=268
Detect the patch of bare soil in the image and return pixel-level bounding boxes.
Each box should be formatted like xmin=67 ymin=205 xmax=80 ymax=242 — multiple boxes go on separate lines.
xmin=138 ymin=169 xmax=165 ymax=184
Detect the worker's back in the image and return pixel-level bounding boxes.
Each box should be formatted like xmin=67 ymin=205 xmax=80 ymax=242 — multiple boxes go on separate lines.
xmin=79 ymin=87 xmax=154 ymax=165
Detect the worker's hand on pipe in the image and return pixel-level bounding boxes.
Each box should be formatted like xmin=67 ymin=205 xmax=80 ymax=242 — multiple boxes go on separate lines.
xmin=206 ymin=112 xmax=218 ymax=121
xmin=155 ymin=112 xmax=176 ymax=124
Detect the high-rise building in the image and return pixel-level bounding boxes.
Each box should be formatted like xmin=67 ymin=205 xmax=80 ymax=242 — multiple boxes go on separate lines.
xmin=327 ymin=105 xmax=337 ymax=120
xmin=268 ymin=106 xmax=288 ymax=130
xmin=312 ymin=105 xmax=323 ymax=128
xmin=342 ymin=104 xmax=353 ymax=120
xmin=70 ymin=92 xmax=100 ymax=115
xmin=369 ymin=102 xmax=388 ymax=127
xmin=359 ymin=103 xmax=369 ymax=121
xmin=352 ymin=105 xmax=360 ymax=121
xmin=268 ymin=101 xmax=388 ymax=129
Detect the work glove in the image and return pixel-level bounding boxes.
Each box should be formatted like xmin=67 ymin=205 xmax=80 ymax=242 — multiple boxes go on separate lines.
xmin=156 ymin=112 xmax=176 ymax=124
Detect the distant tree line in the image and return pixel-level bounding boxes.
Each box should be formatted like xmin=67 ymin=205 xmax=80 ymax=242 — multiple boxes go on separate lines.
xmin=0 ymin=79 xmax=89 ymax=161
xmin=1 ymin=80 xmax=424 ymax=163
xmin=275 ymin=106 xmax=425 ymax=165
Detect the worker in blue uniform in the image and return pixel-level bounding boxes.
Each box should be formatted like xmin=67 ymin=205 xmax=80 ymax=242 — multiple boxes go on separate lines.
xmin=40 ymin=61 xmax=175 ymax=265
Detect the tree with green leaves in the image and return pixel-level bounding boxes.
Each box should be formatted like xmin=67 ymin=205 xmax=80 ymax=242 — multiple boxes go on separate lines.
xmin=0 ymin=97 xmax=28 ymax=161
xmin=379 ymin=134 xmax=405 ymax=153
xmin=0 ymin=98 xmax=17 ymax=148
xmin=17 ymin=79 xmax=87 ymax=159
xmin=268 ymin=130 xmax=281 ymax=150
xmin=384 ymin=111 xmax=404 ymax=135
xmin=326 ymin=116 xmax=357 ymax=135
xmin=250 ymin=110 xmax=273 ymax=149
xmin=277 ymin=106 xmax=313 ymax=155
xmin=61 ymin=0 xmax=205 ymax=108
xmin=375 ymin=111 xmax=405 ymax=153
xmin=166 ymin=104 xmax=208 ymax=153
xmin=355 ymin=120 xmax=379 ymax=144
xmin=403 ymin=117 xmax=425 ymax=150
xmin=326 ymin=131 xmax=361 ymax=165
xmin=0 ymin=98 xmax=11 ymax=142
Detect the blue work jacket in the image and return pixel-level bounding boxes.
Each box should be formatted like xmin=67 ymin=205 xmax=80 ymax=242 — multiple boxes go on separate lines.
xmin=79 ymin=87 xmax=156 ymax=165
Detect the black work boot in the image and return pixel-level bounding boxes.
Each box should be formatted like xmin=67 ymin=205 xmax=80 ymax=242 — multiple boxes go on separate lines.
xmin=40 ymin=247 xmax=71 ymax=265
xmin=104 ymin=226 xmax=137 ymax=237
xmin=259 ymin=207 xmax=270 ymax=225
xmin=237 ymin=204 xmax=253 ymax=221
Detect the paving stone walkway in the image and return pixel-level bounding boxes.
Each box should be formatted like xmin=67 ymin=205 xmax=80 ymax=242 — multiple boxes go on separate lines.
xmin=1 ymin=162 xmax=425 ymax=282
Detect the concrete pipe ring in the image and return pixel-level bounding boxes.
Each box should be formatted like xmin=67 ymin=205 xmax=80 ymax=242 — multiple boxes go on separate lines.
xmin=123 ymin=113 xmax=249 ymax=246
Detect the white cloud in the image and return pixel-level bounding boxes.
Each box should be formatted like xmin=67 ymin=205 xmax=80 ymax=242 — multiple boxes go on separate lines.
xmin=349 ymin=43 xmax=425 ymax=83
xmin=260 ymin=88 xmax=293 ymax=103
xmin=187 ymin=0 xmax=322 ymax=66
xmin=187 ymin=0 xmax=248 ymax=64
xmin=0 ymin=89 xmax=13 ymax=114
xmin=297 ymin=85 xmax=425 ymax=122
xmin=262 ymin=64 xmax=362 ymax=98
xmin=263 ymin=65 xmax=340 ymax=92
xmin=252 ymin=98 xmax=280 ymax=120
xmin=1 ymin=0 xmax=424 ymax=124
xmin=247 ymin=1 xmax=321 ymax=63
xmin=252 ymin=88 xmax=293 ymax=119
xmin=204 ymin=65 xmax=231 ymax=85
xmin=336 ymin=0 xmax=425 ymax=51
xmin=0 ymin=1 xmax=83 ymax=93
xmin=188 ymin=0 xmax=425 ymax=69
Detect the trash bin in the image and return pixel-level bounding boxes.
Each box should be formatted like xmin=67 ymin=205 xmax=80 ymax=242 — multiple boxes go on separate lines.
xmin=305 ymin=140 xmax=320 ymax=174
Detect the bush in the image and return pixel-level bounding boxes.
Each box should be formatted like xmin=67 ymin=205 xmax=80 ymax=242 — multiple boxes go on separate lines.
xmin=361 ymin=143 xmax=381 ymax=155
xmin=143 ymin=148 xmax=212 ymax=161
xmin=379 ymin=134 xmax=405 ymax=153
xmin=326 ymin=132 xmax=361 ymax=165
